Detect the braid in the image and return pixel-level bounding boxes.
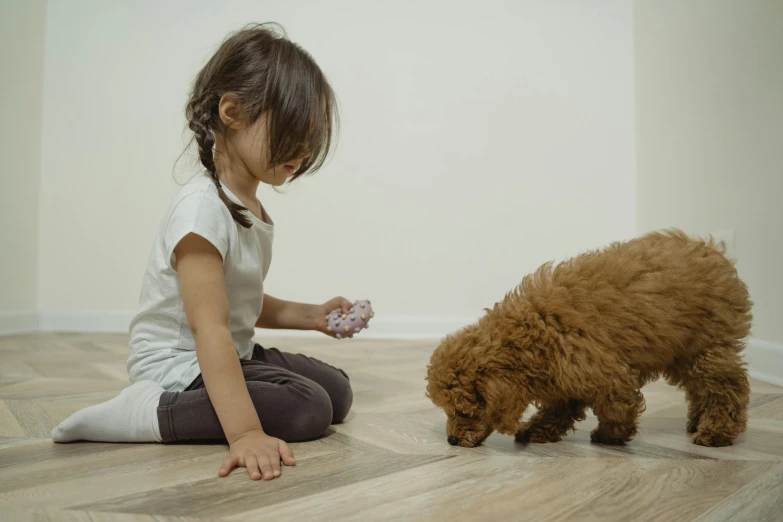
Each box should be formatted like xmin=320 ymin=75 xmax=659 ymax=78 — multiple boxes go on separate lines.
xmin=186 ymin=91 xmax=252 ymax=228
xmin=187 ymin=92 xmax=218 ymax=176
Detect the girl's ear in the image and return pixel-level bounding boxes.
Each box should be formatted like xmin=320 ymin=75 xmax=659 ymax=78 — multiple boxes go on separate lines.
xmin=218 ymin=95 xmax=244 ymax=129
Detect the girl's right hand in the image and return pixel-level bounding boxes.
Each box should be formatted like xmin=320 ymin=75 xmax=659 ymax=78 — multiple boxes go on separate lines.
xmin=219 ymin=429 xmax=296 ymax=480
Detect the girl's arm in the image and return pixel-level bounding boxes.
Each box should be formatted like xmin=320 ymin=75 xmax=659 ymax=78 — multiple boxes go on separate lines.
xmin=175 ymin=233 xmax=295 ymax=480
xmin=257 ymin=294 xmax=352 ymax=333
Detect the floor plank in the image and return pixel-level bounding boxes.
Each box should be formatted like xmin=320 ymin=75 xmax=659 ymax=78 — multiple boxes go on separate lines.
xmin=342 ymin=459 xmax=777 ymax=522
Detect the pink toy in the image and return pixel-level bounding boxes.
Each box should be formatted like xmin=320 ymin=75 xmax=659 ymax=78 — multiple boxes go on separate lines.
xmin=326 ymin=299 xmax=374 ymax=339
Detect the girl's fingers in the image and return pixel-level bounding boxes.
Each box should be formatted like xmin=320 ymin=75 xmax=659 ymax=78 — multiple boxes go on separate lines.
xmin=340 ymin=299 xmax=352 ymax=313
xmin=244 ymin=453 xmax=262 ymax=481
xmin=269 ymin=451 xmax=282 ymax=477
xmin=218 ymin=455 xmax=238 ymax=477
xmin=257 ymin=453 xmax=274 ymax=480
xmin=279 ymin=441 xmax=296 ymax=466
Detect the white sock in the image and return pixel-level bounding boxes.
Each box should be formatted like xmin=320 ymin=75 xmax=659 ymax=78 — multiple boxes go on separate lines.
xmin=52 ymin=380 xmax=164 ymax=443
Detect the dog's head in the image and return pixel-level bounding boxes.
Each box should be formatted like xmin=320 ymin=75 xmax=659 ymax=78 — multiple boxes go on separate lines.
xmin=426 ymin=325 xmax=529 ymax=448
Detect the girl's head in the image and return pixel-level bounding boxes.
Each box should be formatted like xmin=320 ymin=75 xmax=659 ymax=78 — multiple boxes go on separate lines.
xmin=186 ymin=23 xmax=337 ymax=227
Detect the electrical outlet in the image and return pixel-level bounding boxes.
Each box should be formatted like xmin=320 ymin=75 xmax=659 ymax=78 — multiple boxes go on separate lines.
xmin=711 ymin=229 xmax=736 ymax=259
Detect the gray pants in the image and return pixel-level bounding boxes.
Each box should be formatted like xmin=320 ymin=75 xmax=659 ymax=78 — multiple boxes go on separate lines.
xmin=157 ymin=345 xmax=352 ymax=443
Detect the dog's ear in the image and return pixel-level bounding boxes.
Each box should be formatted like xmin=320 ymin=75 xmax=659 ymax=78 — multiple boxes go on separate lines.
xmin=478 ymin=373 xmax=527 ymax=435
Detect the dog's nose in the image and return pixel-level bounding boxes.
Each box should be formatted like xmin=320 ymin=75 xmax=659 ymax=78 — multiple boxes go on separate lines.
xmin=447 ymin=436 xmax=460 ymax=446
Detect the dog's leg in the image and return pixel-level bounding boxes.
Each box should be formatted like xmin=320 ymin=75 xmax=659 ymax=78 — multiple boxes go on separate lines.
xmin=590 ymin=376 xmax=645 ymax=445
xmin=687 ymin=350 xmax=749 ymax=447
xmin=666 ymin=365 xmax=707 ymax=434
xmin=684 ymin=386 xmax=708 ymax=434
xmin=515 ymin=399 xmax=586 ymax=443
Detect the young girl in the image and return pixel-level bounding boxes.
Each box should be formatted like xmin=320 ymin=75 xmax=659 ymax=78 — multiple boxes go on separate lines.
xmin=51 ymin=24 xmax=354 ymax=482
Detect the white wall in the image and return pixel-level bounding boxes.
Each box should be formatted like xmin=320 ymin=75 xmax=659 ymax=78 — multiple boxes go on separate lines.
xmin=635 ymin=0 xmax=783 ymax=345
xmin=37 ymin=0 xmax=636 ymax=333
xmin=0 ymin=0 xmax=47 ymax=333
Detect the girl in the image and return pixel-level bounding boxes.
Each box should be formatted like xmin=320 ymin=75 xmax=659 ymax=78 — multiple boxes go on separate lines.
xmin=52 ymin=24 xmax=354 ymax=482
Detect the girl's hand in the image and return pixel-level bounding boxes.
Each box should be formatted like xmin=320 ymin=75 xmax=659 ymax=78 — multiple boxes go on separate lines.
xmin=312 ymin=296 xmax=353 ymax=337
xmin=219 ymin=429 xmax=295 ymax=481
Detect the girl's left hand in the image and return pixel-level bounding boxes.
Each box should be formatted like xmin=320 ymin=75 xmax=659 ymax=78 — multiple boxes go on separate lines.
xmin=312 ymin=297 xmax=353 ymax=337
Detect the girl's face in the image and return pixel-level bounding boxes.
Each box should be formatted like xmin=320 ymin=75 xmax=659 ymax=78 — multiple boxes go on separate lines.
xmin=220 ymin=97 xmax=308 ymax=187
xmin=231 ymin=115 xmax=308 ymax=187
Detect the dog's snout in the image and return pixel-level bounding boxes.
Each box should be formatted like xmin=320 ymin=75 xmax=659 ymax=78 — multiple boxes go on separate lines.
xmin=447 ymin=436 xmax=460 ymax=446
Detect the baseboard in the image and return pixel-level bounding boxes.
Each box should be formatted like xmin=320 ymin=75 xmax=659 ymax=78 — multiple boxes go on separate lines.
xmin=37 ymin=311 xmax=135 ymax=333
xmin=0 ymin=311 xmax=39 ymax=336
xmin=32 ymin=311 xmax=474 ymax=340
xmin=745 ymin=339 xmax=783 ymax=387
xmin=23 ymin=312 xmax=783 ymax=386
xmin=256 ymin=316 xmax=476 ymax=340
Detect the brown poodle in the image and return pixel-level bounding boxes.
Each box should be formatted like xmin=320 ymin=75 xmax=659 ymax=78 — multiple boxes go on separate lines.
xmin=426 ymin=230 xmax=751 ymax=448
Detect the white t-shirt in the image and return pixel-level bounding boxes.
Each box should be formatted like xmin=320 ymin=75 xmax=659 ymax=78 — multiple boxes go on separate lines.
xmin=127 ymin=172 xmax=274 ymax=392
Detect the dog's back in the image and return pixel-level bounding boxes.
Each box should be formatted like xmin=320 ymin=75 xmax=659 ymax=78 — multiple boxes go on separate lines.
xmin=519 ymin=230 xmax=752 ymax=375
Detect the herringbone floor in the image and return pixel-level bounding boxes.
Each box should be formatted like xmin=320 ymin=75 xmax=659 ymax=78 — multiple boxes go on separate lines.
xmin=0 ymin=333 xmax=782 ymax=521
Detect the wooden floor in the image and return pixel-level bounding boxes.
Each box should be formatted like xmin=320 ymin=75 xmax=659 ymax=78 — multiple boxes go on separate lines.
xmin=0 ymin=333 xmax=782 ymax=521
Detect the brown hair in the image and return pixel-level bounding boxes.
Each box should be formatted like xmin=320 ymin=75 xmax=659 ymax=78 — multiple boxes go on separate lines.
xmin=186 ymin=23 xmax=338 ymax=228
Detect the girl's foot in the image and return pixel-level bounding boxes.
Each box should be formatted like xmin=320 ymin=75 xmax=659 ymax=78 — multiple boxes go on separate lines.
xmin=52 ymin=380 xmax=164 ymax=443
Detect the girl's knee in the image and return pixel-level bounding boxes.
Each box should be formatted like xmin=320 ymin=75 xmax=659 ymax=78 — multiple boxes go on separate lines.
xmin=287 ymin=385 xmax=334 ymax=442
xmin=330 ymin=372 xmax=353 ymax=424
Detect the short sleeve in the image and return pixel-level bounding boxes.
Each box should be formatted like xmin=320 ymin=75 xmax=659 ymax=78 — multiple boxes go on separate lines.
xmin=164 ymin=191 xmax=231 ymax=269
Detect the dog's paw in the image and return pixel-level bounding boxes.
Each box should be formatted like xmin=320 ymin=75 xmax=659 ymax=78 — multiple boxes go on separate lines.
xmin=686 ymin=418 xmax=700 ymax=434
xmin=692 ymin=430 xmax=733 ymax=447
xmin=515 ymin=423 xmax=562 ymax=444
xmin=590 ymin=427 xmax=627 ymax=445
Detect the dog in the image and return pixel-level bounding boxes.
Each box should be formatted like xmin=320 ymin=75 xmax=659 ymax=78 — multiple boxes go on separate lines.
xmin=426 ymin=230 xmax=752 ymax=448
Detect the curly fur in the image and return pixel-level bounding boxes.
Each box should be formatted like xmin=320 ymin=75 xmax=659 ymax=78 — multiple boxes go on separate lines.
xmin=426 ymin=230 xmax=752 ymax=448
